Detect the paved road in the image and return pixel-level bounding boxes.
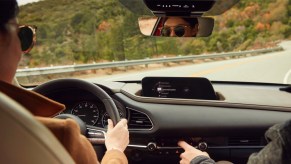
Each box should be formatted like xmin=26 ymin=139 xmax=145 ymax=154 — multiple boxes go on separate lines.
xmin=88 ymin=41 xmax=291 ymax=84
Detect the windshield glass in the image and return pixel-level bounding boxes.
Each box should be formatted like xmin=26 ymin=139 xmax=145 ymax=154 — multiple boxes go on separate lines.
xmin=17 ymin=0 xmax=291 ymax=85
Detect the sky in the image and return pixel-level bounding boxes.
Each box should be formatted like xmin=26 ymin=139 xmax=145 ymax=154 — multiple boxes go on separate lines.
xmin=17 ymin=0 xmax=40 ymax=6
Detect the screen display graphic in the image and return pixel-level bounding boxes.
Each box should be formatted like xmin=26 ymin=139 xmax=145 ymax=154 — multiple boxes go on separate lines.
xmin=142 ymin=77 xmax=217 ymax=100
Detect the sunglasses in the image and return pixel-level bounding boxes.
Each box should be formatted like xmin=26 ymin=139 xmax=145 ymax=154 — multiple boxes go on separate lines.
xmin=161 ymin=25 xmax=190 ymax=37
xmin=6 ymin=23 xmax=37 ymax=54
xmin=18 ymin=25 xmax=37 ymax=54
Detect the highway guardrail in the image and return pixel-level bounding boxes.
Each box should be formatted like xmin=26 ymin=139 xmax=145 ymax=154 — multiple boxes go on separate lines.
xmin=16 ymin=46 xmax=283 ymax=77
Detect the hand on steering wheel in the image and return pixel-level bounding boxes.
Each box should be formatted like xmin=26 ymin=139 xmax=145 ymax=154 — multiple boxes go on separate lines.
xmin=105 ymin=119 xmax=129 ymax=152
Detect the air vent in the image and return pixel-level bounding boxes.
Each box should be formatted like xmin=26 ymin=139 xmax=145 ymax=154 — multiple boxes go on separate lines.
xmin=128 ymin=108 xmax=153 ymax=130
xmin=228 ymin=137 xmax=263 ymax=146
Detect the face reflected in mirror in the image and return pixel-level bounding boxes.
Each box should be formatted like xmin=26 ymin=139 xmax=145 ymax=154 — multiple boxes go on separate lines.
xmin=161 ymin=17 xmax=199 ymax=37
xmin=138 ymin=16 xmax=214 ymax=38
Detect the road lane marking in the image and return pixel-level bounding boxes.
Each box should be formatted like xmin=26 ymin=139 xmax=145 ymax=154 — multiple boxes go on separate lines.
xmin=283 ymin=69 xmax=291 ymax=84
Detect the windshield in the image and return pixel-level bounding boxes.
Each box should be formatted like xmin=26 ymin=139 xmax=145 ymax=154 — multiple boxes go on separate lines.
xmin=16 ymin=0 xmax=291 ymax=85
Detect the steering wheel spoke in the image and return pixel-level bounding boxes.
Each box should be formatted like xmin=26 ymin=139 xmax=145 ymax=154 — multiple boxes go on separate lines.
xmin=87 ymin=127 xmax=106 ymax=144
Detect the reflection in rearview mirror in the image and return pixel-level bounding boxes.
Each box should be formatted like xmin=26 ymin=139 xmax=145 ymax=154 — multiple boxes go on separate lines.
xmin=138 ymin=17 xmax=214 ymax=37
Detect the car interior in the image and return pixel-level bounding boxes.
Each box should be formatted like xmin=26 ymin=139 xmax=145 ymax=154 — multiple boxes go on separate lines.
xmin=1 ymin=0 xmax=291 ymax=163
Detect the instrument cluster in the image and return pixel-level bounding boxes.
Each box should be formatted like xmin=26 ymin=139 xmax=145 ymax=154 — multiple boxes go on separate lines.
xmin=61 ymin=99 xmax=127 ymax=128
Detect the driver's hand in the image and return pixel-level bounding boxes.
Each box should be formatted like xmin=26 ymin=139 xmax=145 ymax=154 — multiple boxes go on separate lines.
xmin=178 ymin=141 xmax=210 ymax=164
xmin=105 ymin=119 xmax=129 ymax=152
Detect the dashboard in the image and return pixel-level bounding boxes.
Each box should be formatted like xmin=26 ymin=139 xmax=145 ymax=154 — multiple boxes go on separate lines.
xmin=35 ymin=78 xmax=291 ymax=164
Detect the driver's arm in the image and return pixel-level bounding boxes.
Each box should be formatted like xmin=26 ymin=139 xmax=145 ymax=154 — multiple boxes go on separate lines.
xmin=37 ymin=117 xmax=129 ymax=164
xmin=36 ymin=117 xmax=99 ymax=164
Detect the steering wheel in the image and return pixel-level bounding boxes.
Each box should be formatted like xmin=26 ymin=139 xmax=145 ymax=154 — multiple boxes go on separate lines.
xmin=32 ymin=78 xmax=121 ymax=144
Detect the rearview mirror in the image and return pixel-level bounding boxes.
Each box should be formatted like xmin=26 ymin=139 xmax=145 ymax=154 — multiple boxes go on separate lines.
xmin=138 ymin=16 xmax=214 ymax=37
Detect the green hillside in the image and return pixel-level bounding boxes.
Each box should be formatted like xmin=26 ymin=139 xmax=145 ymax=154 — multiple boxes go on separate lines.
xmin=18 ymin=0 xmax=291 ymax=67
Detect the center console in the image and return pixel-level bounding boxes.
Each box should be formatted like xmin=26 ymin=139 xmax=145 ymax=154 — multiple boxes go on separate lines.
xmin=126 ymin=136 xmax=266 ymax=164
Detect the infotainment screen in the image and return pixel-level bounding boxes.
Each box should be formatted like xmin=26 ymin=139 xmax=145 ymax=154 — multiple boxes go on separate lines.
xmin=141 ymin=77 xmax=217 ymax=100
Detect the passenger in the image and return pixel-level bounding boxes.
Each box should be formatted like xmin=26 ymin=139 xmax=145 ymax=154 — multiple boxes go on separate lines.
xmin=178 ymin=120 xmax=291 ymax=164
xmin=0 ymin=0 xmax=129 ymax=163
xmin=161 ymin=17 xmax=199 ymax=37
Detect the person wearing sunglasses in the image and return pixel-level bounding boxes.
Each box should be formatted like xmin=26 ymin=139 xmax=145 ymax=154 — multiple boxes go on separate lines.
xmin=161 ymin=17 xmax=199 ymax=37
xmin=0 ymin=0 xmax=129 ymax=163
xmin=0 ymin=5 xmax=36 ymax=84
